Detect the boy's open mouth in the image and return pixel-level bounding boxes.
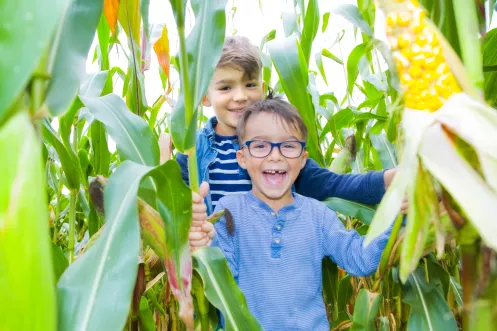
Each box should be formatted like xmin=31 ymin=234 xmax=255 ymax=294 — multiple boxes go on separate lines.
xmin=262 ymin=170 xmax=287 ymax=185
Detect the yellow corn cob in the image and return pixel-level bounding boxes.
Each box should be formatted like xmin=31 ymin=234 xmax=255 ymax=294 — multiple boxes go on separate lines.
xmin=383 ymin=0 xmax=462 ymax=112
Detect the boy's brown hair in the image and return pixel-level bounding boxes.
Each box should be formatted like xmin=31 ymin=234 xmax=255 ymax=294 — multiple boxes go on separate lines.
xmin=217 ymin=36 xmax=262 ymax=80
xmin=236 ymin=92 xmax=308 ymax=142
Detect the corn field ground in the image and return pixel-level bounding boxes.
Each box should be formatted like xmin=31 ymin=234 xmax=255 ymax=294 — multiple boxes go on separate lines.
xmin=1 ymin=0 xmax=497 ymax=330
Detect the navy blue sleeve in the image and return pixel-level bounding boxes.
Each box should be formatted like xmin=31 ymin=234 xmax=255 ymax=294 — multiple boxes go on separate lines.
xmin=294 ymin=158 xmax=387 ymax=204
xmin=176 ymin=152 xmax=190 ymax=185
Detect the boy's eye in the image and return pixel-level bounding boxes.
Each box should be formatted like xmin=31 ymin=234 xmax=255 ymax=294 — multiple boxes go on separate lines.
xmin=283 ymin=144 xmax=297 ymax=149
xmin=253 ymin=144 xmax=267 ymax=149
xmin=219 ymin=86 xmax=231 ymax=91
xmin=246 ymin=83 xmax=257 ymax=88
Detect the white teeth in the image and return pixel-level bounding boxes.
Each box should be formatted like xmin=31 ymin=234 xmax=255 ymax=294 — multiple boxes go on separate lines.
xmin=264 ymin=170 xmax=286 ymax=174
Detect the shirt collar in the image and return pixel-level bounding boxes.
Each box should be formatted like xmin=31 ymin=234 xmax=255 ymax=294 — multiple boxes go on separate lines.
xmin=246 ymin=191 xmax=303 ymax=218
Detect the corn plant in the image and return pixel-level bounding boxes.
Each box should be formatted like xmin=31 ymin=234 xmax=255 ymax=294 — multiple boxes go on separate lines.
xmin=1 ymin=0 xmax=260 ymax=330
xmin=2 ymin=0 xmax=497 ymax=330
xmin=264 ymin=0 xmax=497 ymax=330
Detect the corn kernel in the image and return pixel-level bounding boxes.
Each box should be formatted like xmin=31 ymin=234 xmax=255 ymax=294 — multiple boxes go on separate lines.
xmin=397 ymin=34 xmax=411 ymax=49
xmin=398 ymin=12 xmax=411 ymax=27
xmin=413 ymin=22 xmax=425 ymax=34
xmin=406 ymin=99 xmax=418 ymax=109
xmin=436 ymin=63 xmax=450 ymax=75
xmin=387 ymin=13 xmax=397 ymax=27
xmin=401 ymin=47 xmax=412 ymax=59
xmin=415 ymin=34 xmax=428 ymax=46
xmin=424 ymin=57 xmax=438 ymax=70
xmin=394 ymin=53 xmax=410 ymax=68
xmin=412 ymin=54 xmax=425 ymax=66
xmin=422 ymin=71 xmax=434 ymax=81
xmin=430 ymin=34 xmax=439 ymax=47
xmin=408 ymin=65 xmax=422 ymax=78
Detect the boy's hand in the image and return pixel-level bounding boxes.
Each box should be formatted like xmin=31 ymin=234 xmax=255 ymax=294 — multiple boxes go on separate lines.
xmin=190 ymin=182 xmax=212 ymax=249
xmin=189 ymin=221 xmax=215 ymax=248
xmin=191 ymin=181 xmax=209 ymax=227
xmin=383 ymin=168 xmax=396 ymax=188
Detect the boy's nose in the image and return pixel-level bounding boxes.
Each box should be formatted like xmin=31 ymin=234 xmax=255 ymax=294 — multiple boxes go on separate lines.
xmin=267 ymin=145 xmax=284 ymax=161
xmin=233 ymin=87 xmax=248 ymax=102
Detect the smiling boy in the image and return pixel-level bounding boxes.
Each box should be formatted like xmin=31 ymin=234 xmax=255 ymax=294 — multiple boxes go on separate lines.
xmin=197 ymin=96 xmax=392 ymax=330
xmin=177 ymin=36 xmax=397 ymax=224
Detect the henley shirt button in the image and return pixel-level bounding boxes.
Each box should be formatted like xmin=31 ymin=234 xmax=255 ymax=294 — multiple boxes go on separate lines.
xmin=271 ymin=212 xmax=275 ymax=216
xmin=274 ymin=238 xmax=281 ymax=244
xmin=276 ymin=225 xmax=281 ymax=231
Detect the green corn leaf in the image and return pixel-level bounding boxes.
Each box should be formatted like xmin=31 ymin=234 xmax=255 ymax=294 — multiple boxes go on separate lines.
xmin=402 ymin=267 xmax=458 ymax=331
xmin=81 ymin=94 xmax=159 ymax=166
xmin=58 ymin=159 xmax=193 ymax=330
xmin=169 ymin=0 xmax=187 ymax=28
xmin=322 ymin=257 xmax=339 ymax=317
xmin=42 ymin=120 xmax=81 ymax=190
xmin=51 ymin=242 xmax=69 ymax=283
xmin=97 ymin=15 xmax=111 ymax=71
xmin=323 ymin=198 xmax=376 ymax=225
xmin=483 ymin=28 xmax=497 ymax=107
xmin=282 ymin=12 xmax=299 ymax=37
xmin=118 ymin=0 xmax=141 ymax=42
xmin=315 ymin=50 xmax=328 ymax=85
xmin=322 ymin=49 xmax=343 ymax=65
xmin=193 ymin=247 xmax=263 ymax=330
xmin=350 ymin=289 xmax=382 ymax=331
xmin=138 ymin=297 xmax=156 ymax=331
xmin=0 ymin=112 xmax=56 ymax=331
xmin=332 ymin=4 xmax=372 ymax=37
xmin=418 ymin=118 xmax=497 ymax=251
xmin=400 ymin=163 xmax=436 ymax=283
xmin=301 ymin=0 xmax=319 ymax=65
xmin=322 ymin=12 xmax=330 ymax=32
xmin=346 ymin=43 xmax=367 ymax=96
xmin=125 ymin=42 xmax=148 ymax=116
xmin=171 ymin=0 xmax=227 ymax=152
xmin=0 ymin=0 xmax=67 ymax=122
xmin=369 ymin=133 xmax=397 ymax=169
xmin=90 ymin=121 xmax=111 ymax=176
xmin=268 ymin=36 xmax=324 ymax=166
xmin=337 ymin=274 xmax=353 ymax=312
xmin=45 ymin=0 xmax=103 ymax=116
xmin=365 ymin=110 xmax=429 ymax=246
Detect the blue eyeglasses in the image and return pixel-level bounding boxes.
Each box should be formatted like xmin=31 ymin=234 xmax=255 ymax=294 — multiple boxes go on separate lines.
xmin=240 ymin=140 xmax=306 ymax=158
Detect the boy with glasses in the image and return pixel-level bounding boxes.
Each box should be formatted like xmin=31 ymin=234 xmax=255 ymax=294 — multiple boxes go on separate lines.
xmin=180 ymin=36 xmax=400 ymax=244
xmin=195 ymin=96 xmax=392 ymax=330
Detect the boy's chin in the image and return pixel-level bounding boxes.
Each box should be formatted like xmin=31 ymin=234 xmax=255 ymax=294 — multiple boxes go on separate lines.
xmin=259 ymin=186 xmax=292 ymax=200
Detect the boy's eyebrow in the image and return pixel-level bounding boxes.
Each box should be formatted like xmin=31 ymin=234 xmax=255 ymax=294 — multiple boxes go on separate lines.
xmin=251 ymin=135 xmax=301 ymax=141
xmin=215 ymin=79 xmax=234 ymax=84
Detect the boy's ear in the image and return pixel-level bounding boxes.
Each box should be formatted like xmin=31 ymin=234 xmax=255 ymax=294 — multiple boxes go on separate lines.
xmin=236 ymin=150 xmax=247 ymax=169
xmin=300 ymin=150 xmax=309 ymax=169
xmin=201 ymin=95 xmax=211 ymax=107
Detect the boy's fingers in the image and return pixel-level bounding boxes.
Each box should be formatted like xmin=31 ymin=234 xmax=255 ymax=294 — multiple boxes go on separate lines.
xmin=188 ymin=231 xmax=206 ymax=241
xmin=199 ymin=181 xmax=210 ymax=199
xmin=192 ymin=203 xmax=207 ymax=213
xmin=191 ymin=220 xmax=205 ymax=227
xmin=192 ymin=191 xmax=203 ymax=203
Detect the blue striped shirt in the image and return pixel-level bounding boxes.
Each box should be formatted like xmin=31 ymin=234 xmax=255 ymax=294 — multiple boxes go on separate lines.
xmin=209 ymin=134 xmax=251 ymax=208
xmin=211 ymin=192 xmax=391 ymax=330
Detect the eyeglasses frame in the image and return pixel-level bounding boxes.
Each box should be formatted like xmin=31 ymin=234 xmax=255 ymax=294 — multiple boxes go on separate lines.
xmin=240 ymin=139 xmax=307 ymax=159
